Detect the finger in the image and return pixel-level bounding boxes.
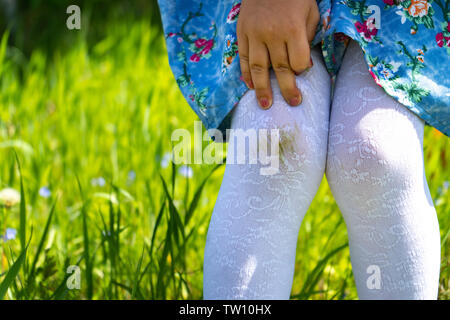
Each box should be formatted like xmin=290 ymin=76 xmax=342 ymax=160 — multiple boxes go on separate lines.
xmin=287 ymin=28 xmax=312 ymax=75
xmin=267 ymin=41 xmax=301 ymax=106
xmin=237 ymin=32 xmax=253 ymax=89
xmin=249 ymin=39 xmax=272 ymax=109
xmin=306 ymin=6 xmax=320 ymax=44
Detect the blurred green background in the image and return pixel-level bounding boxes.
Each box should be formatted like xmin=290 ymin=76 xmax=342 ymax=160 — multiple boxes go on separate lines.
xmin=0 ymin=0 xmax=448 ymax=300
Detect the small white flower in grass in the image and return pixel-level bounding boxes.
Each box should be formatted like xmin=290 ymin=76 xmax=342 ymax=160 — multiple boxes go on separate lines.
xmin=0 ymin=188 xmax=21 ymax=208
xmin=128 ymin=170 xmax=136 ymax=182
xmin=91 ymin=177 xmax=106 ymax=187
xmin=101 ymin=230 xmax=112 ymax=237
xmin=178 ymin=165 xmax=193 ymax=178
xmin=3 ymin=228 xmax=17 ymax=242
xmin=160 ymin=152 xmax=172 ymax=168
xmin=39 ymin=186 xmax=51 ymax=198
xmin=437 ymin=180 xmax=450 ymax=200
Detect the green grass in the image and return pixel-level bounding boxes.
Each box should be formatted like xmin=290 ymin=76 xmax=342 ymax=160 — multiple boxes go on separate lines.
xmin=0 ymin=17 xmax=449 ymax=300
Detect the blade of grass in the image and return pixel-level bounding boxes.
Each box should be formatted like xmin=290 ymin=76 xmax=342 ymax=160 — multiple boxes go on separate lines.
xmin=0 ymin=229 xmax=33 ymax=300
xmin=14 ymin=151 xmax=26 ymax=252
xmin=156 ymin=213 xmax=172 ymax=299
xmin=0 ymin=246 xmax=27 ymax=300
xmin=27 ymin=197 xmax=57 ymax=285
xmin=441 ymin=227 xmax=450 ymax=249
xmin=76 ymin=175 xmax=93 ymax=299
xmin=171 ymin=152 xmax=176 ymax=197
xmin=292 ymin=242 xmax=348 ymax=299
xmin=185 ymin=163 xmax=223 ymax=226
xmin=131 ymin=245 xmax=145 ymax=299
xmin=51 ymin=237 xmax=106 ymax=300
xmin=159 ymin=174 xmax=185 ymax=244
xmin=149 ymin=200 xmax=166 ymax=259
xmin=0 ymin=31 xmax=8 ymax=78
xmin=111 ymin=280 xmax=145 ymax=300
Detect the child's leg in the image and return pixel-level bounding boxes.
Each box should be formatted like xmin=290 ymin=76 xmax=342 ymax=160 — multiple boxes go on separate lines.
xmin=326 ymin=40 xmax=441 ymax=299
xmin=203 ymin=46 xmax=331 ymax=299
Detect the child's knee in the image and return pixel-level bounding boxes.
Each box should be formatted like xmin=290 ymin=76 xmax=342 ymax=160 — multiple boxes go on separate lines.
xmin=230 ymin=93 xmax=327 ymax=175
xmin=326 ymin=126 xmax=423 ymax=196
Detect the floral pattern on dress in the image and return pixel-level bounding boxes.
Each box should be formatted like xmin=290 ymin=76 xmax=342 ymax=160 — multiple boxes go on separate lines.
xmin=435 ymin=21 xmax=450 ymax=53
xmin=222 ymin=34 xmax=239 ymax=75
xmin=387 ymin=0 xmax=435 ymax=34
xmin=340 ymin=0 xmax=383 ymax=45
xmin=366 ymin=42 xmax=431 ymax=103
xmin=158 ymin=0 xmax=450 ymax=138
xmin=165 ymin=3 xmax=218 ymax=115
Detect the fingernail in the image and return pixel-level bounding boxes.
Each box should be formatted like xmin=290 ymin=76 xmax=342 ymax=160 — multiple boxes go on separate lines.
xmin=309 ymin=57 xmax=314 ymax=67
xmin=289 ymin=96 xmax=300 ymax=106
xmin=259 ymin=97 xmax=270 ymax=108
xmin=247 ymin=79 xmax=254 ymax=89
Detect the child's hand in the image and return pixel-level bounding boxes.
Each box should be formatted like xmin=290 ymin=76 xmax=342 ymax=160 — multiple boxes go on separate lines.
xmin=237 ymin=0 xmax=320 ymax=109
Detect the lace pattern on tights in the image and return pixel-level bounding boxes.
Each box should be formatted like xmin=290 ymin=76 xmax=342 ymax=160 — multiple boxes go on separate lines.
xmin=203 ymin=40 xmax=441 ymax=300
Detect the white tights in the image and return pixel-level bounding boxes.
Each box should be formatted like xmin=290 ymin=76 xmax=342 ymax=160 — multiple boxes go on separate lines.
xmin=203 ymin=40 xmax=441 ymax=300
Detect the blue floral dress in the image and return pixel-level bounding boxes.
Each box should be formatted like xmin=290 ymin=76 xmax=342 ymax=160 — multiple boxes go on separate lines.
xmin=157 ymin=0 xmax=450 ymax=138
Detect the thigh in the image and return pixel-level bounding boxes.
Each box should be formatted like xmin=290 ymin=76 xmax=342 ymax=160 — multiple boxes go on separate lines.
xmin=327 ymin=39 xmax=426 ymax=187
xmin=231 ymin=45 xmax=331 ymax=130
xmin=330 ymin=40 xmax=425 ymax=134
xmin=228 ymin=45 xmax=332 ymax=171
